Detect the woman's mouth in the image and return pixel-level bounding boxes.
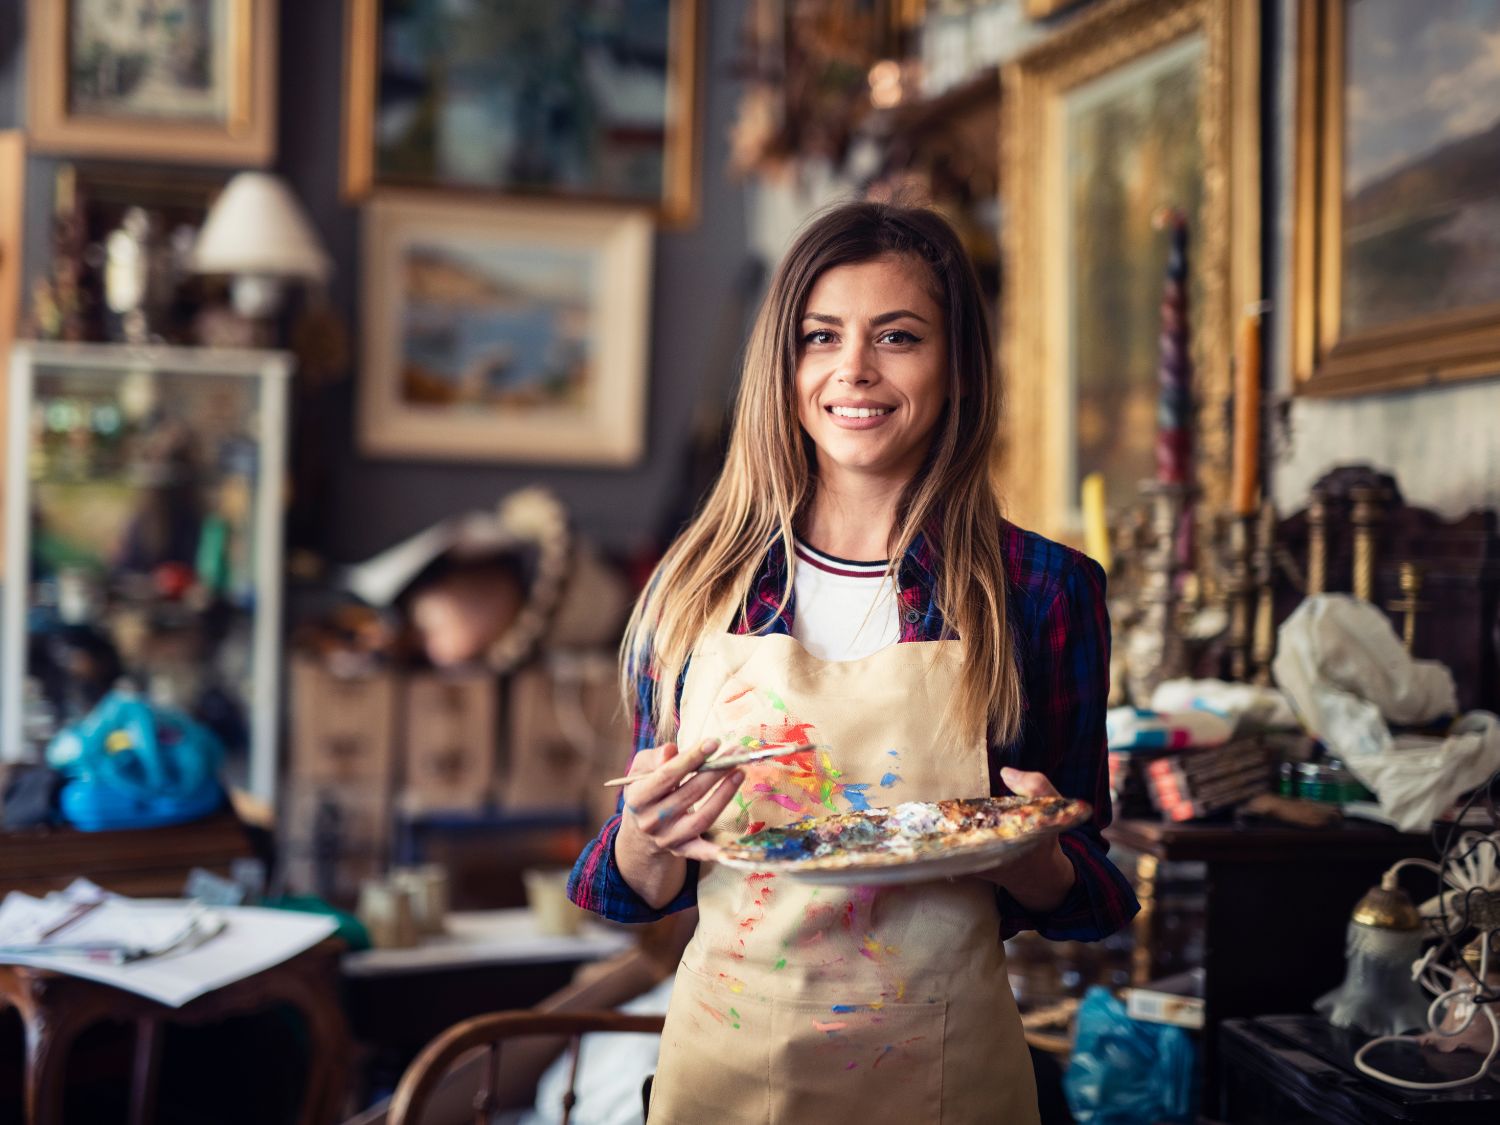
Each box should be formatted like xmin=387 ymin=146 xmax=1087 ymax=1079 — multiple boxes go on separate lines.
xmin=825 ymin=404 xmax=896 ymax=429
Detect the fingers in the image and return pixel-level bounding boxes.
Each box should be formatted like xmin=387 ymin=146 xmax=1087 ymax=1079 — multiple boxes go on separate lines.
xmin=1000 ymin=767 xmax=1060 ymax=799
xmin=618 ymin=737 xmax=740 ymax=860
xmin=674 ymin=837 xmax=724 ymax=863
xmin=656 ymin=770 xmax=745 ymax=855
xmin=623 ymin=738 xmax=720 ymax=808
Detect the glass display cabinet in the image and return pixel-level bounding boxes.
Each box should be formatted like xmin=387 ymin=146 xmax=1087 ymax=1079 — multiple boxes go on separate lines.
xmin=3 ymin=342 xmax=292 ymax=803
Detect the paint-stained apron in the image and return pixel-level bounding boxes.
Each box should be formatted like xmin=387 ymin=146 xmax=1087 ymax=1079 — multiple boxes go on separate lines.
xmin=648 ymin=611 xmax=1039 ymax=1124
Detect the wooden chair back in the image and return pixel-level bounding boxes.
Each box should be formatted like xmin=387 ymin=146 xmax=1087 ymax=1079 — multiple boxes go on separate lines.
xmin=388 ymin=1010 xmax=665 ymax=1125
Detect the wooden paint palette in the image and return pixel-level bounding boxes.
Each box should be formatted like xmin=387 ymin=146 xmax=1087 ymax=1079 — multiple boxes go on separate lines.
xmin=715 ymin=796 xmax=1092 ymax=886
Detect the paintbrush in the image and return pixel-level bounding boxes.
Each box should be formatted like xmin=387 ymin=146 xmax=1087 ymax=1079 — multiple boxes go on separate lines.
xmin=601 ymin=744 xmax=811 ymax=787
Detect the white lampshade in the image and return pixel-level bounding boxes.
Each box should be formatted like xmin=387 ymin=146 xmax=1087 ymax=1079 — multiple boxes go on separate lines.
xmin=193 ymin=172 xmax=332 ymax=284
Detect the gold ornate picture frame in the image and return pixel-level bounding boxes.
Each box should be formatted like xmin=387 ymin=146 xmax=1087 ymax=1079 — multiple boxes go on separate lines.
xmin=0 ymin=132 xmax=23 ymax=579
xmin=358 ymin=194 xmax=654 ymax=466
xmin=1292 ymin=0 xmax=1500 ymax=397
xmin=1024 ymin=0 xmax=1092 ymax=19
xmin=1001 ymin=0 xmax=1259 ymax=540
xmin=342 ymin=0 xmax=701 ymax=227
xmin=26 ymin=0 xmax=277 ymax=166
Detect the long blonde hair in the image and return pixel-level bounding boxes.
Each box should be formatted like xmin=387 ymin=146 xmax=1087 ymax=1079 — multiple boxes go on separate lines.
xmin=623 ymin=201 xmax=1021 ymax=746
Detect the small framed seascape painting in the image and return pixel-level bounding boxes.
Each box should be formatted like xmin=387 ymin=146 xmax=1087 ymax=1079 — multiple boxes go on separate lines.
xmin=358 ymin=194 xmax=653 ymax=466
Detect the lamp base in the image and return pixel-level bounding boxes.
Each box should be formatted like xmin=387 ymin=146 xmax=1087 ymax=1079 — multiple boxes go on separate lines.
xmin=230 ymin=274 xmax=287 ymax=321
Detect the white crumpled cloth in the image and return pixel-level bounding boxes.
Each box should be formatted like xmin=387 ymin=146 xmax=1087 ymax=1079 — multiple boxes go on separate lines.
xmin=1272 ymin=595 xmax=1500 ymax=832
xmin=1150 ymin=678 xmax=1300 ymax=732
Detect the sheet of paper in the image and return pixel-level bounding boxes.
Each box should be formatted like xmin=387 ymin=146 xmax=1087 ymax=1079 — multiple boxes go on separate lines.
xmin=0 ymin=906 xmax=337 ymax=1007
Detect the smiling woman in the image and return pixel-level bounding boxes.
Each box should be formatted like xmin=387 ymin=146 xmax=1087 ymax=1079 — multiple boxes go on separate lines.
xmin=795 ymin=255 xmax=949 ymax=501
xmin=567 ymin=201 xmax=1138 ymax=1125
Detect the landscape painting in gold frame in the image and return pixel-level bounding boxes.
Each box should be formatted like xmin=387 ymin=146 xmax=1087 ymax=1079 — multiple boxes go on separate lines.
xmin=343 ymin=0 xmax=700 ymax=226
xmin=1293 ymin=0 xmax=1500 ymax=396
xmin=358 ymin=194 xmax=653 ymax=466
xmin=26 ymin=0 xmax=276 ymax=166
xmin=1001 ymin=0 xmax=1259 ymax=540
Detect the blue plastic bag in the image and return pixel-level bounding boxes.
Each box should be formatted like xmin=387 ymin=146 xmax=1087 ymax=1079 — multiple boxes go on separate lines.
xmin=1063 ymin=986 xmax=1197 ymax=1124
xmin=45 ymin=689 xmax=224 ymax=831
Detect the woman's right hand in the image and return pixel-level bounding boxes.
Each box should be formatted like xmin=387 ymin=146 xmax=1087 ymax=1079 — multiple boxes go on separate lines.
xmin=614 ymin=738 xmax=744 ymax=907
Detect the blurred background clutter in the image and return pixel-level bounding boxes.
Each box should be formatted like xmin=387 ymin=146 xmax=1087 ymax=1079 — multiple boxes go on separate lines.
xmin=1 ymin=1 xmax=1500 ymax=1123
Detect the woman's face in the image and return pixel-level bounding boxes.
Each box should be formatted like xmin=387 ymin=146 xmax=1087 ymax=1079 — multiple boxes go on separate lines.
xmin=795 ymin=254 xmax=948 ymax=488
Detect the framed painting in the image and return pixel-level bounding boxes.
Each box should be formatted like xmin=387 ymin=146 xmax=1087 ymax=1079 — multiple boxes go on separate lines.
xmin=1293 ymin=0 xmax=1500 ymax=396
xmin=1001 ymin=0 xmax=1260 ymax=540
xmin=0 ymin=132 xmax=23 ymax=580
xmin=26 ymin=0 xmax=276 ymax=166
xmin=1024 ymin=0 xmax=1092 ymax=18
xmin=358 ymin=194 xmax=653 ymax=466
xmin=343 ymin=0 xmax=701 ymax=226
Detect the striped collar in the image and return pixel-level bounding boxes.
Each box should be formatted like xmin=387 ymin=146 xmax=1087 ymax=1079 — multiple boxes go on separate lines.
xmin=739 ymin=531 xmax=944 ymax=643
xmin=793 ymin=539 xmax=890 ymax=578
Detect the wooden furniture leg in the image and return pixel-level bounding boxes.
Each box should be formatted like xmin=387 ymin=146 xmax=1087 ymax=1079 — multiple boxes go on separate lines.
xmin=0 ymin=942 xmax=350 ymax=1125
xmin=128 ymin=1018 xmax=163 ymax=1125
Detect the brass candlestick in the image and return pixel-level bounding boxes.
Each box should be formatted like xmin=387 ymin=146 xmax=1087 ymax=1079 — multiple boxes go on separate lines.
xmin=1126 ymin=481 xmax=1191 ymax=703
xmin=1224 ymin=512 xmax=1256 ymax=682
xmin=1251 ymin=500 xmax=1277 ymax=685
xmin=1386 ymin=561 xmax=1430 ymax=653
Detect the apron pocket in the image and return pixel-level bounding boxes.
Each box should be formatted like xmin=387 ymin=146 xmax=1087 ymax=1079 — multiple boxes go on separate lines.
xmin=768 ymin=996 xmax=946 ymax=1122
xmin=650 ymin=960 xmax=771 ymax=1125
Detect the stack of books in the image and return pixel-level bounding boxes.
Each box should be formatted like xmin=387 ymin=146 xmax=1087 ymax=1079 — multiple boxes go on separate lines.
xmin=1144 ymin=739 xmax=1273 ymax=822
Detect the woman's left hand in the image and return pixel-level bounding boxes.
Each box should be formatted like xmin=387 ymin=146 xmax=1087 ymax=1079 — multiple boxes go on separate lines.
xmin=973 ymin=767 xmax=1077 ymax=912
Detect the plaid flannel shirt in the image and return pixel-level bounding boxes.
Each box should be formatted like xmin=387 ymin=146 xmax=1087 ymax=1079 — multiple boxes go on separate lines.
xmin=568 ymin=520 xmax=1139 ymax=943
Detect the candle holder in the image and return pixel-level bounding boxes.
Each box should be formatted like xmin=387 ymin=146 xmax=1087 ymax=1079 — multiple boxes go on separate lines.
xmin=1251 ymin=500 xmax=1277 ymax=685
xmin=1125 ymin=480 xmax=1192 ymax=704
xmin=1223 ymin=511 xmax=1256 ymax=682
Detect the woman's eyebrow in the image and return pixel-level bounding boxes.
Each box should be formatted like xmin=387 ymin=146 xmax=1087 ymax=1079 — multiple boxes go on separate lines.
xmin=801 ymin=309 xmax=930 ymax=325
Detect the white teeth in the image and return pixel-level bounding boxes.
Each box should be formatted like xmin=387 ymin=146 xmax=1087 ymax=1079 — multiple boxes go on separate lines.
xmin=830 ymin=406 xmax=892 ymax=418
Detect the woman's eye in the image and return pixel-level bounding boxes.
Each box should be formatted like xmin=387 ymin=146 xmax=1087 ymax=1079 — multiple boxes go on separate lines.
xmin=879 ymin=329 xmax=919 ymax=345
xmin=803 ymin=329 xmax=836 ymax=346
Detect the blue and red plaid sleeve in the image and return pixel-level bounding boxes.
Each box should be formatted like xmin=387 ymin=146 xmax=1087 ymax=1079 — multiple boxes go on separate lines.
xmin=993 ymin=552 xmax=1140 ymax=942
xmin=566 ymin=637 xmax=700 ymax=923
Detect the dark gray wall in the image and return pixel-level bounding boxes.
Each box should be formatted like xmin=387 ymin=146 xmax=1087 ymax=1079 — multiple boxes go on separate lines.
xmin=1 ymin=2 xmax=751 ymax=562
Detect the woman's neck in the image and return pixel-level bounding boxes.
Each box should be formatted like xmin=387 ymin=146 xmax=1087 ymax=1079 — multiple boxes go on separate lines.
xmin=801 ymin=476 xmax=908 ymax=561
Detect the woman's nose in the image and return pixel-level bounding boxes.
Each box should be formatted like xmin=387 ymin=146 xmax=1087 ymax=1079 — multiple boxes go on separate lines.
xmin=834 ymin=339 xmax=875 ymax=385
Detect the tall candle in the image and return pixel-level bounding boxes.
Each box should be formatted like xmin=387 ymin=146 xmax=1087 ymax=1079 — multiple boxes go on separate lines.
xmin=1153 ymin=210 xmax=1192 ymax=486
xmin=1231 ymin=309 xmax=1262 ymax=515
xmin=1080 ymin=471 xmax=1112 ymax=574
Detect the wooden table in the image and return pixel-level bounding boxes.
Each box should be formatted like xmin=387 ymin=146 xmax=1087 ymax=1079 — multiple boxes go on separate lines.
xmin=1219 ymin=1015 xmax=1500 ymax=1123
xmin=1106 ymin=817 xmax=1433 ymax=1098
xmin=0 ymin=940 xmax=350 ymax=1125
xmin=0 ymin=812 xmax=258 ymax=900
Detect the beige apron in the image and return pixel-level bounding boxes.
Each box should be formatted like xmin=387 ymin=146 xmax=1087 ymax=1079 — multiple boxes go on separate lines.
xmin=649 ymin=607 xmax=1039 ymax=1124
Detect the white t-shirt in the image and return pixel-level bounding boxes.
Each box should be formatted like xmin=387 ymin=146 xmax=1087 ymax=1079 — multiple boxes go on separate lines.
xmin=790 ymin=540 xmax=901 ymax=662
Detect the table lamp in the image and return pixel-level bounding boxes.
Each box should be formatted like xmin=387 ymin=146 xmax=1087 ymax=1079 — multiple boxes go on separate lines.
xmin=1314 ymin=871 xmax=1431 ymax=1037
xmin=191 ymin=172 xmax=331 ymax=322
